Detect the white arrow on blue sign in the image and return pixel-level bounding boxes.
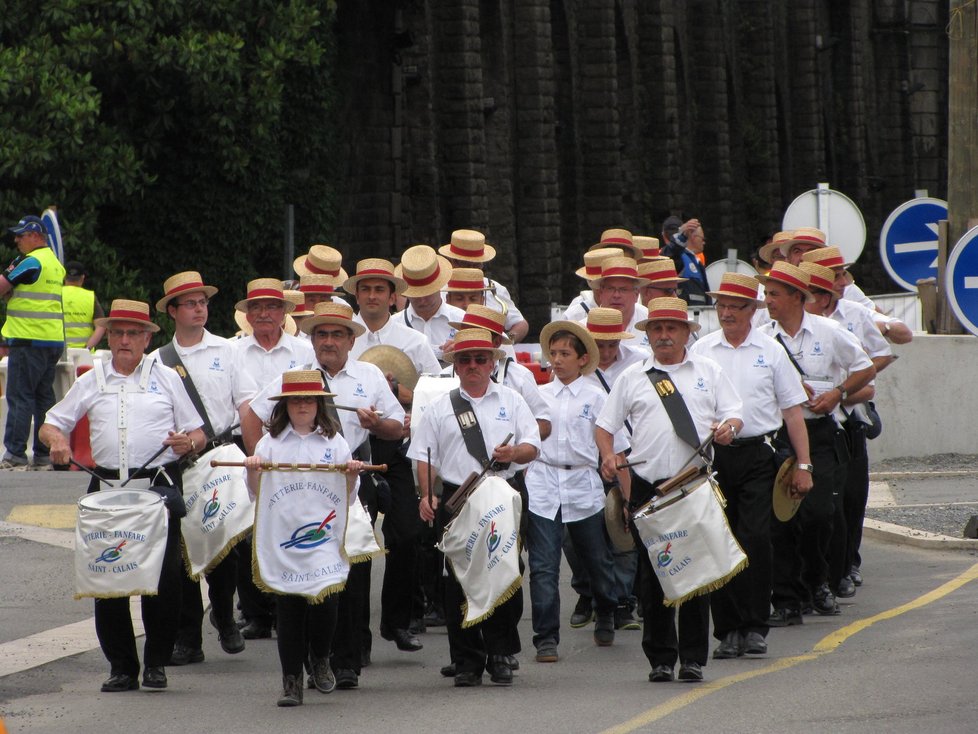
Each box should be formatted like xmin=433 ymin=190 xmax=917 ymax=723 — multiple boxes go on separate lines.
xmin=946 ymin=225 xmax=978 ymax=336
xmin=879 ymin=197 xmax=947 ymax=292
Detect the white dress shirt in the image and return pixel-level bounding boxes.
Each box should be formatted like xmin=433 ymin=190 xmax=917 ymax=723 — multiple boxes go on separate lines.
xmin=232 ymin=331 xmax=316 ymax=400
xmin=395 ymin=300 xmax=465 ymax=361
xmin=254 ymin=424 xmax=358 ymax=505
xmin=826 ymin=299 xmax=892 ymax=359
xmin=350 ymin=313 xmax=441 ymax=376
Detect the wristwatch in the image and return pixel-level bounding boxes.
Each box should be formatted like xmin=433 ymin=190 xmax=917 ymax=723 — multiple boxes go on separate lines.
xmin=796 ymin=463 xmax=814 ymax=473
xmin=834 ymin=384 xmax=848 ymax=400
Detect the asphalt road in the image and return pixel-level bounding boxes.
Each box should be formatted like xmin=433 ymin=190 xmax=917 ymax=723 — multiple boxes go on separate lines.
xmin=2 ymin=472 xmax=978 ymax=733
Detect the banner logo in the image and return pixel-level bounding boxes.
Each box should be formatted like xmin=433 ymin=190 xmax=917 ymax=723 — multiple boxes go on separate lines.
xmin=486 ymin=520 xmax=501 ymax=555
xmin=94 ymin=540 xmax=127 ymax=564
xmin=280 ymin=510 xmax=337 ymax=550
xmin=201 ymin=488 xmax=221 ymax=522
xmin=656 ymin=542 xmax=673 ymax=568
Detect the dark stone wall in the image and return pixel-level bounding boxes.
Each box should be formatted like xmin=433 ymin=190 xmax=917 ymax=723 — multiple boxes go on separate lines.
xmin=332 ymin=0 xmax=949 ymax=335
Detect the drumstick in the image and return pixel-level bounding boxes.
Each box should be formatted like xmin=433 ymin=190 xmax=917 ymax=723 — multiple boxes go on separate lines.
xmin=120 ymin=443 xmax=170 ymax=486
xmin=426 ymin=447 xmax=433 ymax=528
xmin=331 ymin=404 xmax=384 ymax=416
xmin=616 ymin=460 xmax=646 ymax=470
xmin=69 ymin=459 xmax=114 ymax=487
xmin=210 ymin=460 xmax=388 ymax=472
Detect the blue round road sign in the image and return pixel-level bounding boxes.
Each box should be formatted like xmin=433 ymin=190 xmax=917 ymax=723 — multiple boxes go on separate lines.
xmin=946 ymin=225 xmax=978 ymax=336
xmin=879 ymin=197 xmax=947 ymax=292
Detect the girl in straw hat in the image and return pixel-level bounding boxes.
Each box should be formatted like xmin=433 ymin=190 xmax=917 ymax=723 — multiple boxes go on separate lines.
xmin=244 ymin=370 xmax=363 ymax=707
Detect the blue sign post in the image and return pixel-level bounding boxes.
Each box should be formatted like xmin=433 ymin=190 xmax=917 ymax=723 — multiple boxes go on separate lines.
xmin=879 ymin=197 xmax=947 ymax=292
xmin=946 ymin=225 xmax=978 ymax=336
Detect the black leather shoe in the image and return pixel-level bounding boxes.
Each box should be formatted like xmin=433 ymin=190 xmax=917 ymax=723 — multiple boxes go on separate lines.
xmin=742 ymin=631 xmax=768 ymax=655
xmin=569 ymin=595 xmax=594 ymax=628
xmin=593 ymin=613 xmax=615 ymax=647
xmin=361 ymin=648 xmax=371 ymax=668
xmin=440 ymin=663 xmax=456 ymax=678
xmin=101 ymin=673 xmax=139 ymax=692
xmin=812 ymin=583 xmax=841 ymax=615
xmin=648 ymin=665 xmax=673 ymax=682
xmin=487 ymin=655 xmax=513 ymax=685
xmin=850 ymin=566 xmax=863 ymax=586
xmin=335 ymin=668 xmax=359 ymax=689
xmin=423 ymin=605 xmax=446 ymax=627
xmin=210 ymin=610 xmax=246 ymax=654
xmin=142 ymin=666 xmax=167 ymax=690
xmin=169 ymin=644 xmax=204 ymax=666
xmin=835 ymin=576 xmax=856 ymax=599
xmin=712 ymin=631 xmax=744 ymax=659
xmin=409 ymin=617 xmax=426 ymax=635
xmin=504 ymin=654 xmax=519 ymax=671
xmin=767 ymin=607 xmax=803 ymax=627
xmin=240 ymin=619 xmax=272 ymax=639
xmin=380 ymin=626 xmax=423 ymax=652
xmin=454 ymin=671 xmax=482 ymax=687
xmin=678 ymin=661 xmax=703 ymax=682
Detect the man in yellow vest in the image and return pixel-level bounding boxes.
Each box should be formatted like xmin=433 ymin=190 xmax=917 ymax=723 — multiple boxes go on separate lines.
xmin=62 ymin=261 xmax=106 ymax=350
xmin=1 ymin=215 xmax=65 ymax=470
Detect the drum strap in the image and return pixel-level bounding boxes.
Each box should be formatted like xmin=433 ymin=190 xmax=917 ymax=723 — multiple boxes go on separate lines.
xmin=449 ymin=388 xmax=508 ymax=470
xmin=159 ymin=341 xmax=217 ymax=440
xmin=645 ymin=367 xmax=700 ymax=451
xmin=93 ymin=356 xmax=156 ymax=476
xmin=491 ymin=357 xmax=513 ymax=385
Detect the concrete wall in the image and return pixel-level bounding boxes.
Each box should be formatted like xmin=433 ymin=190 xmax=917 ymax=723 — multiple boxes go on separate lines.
xmin=869 ymin=334 xmax=978 ymax=462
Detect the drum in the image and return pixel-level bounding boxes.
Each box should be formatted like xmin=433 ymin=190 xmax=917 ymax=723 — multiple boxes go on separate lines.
xmin=75 ymin=488 xmax=169 ymax=600
xmin=631 ymin=473 xmax=747 ymax=607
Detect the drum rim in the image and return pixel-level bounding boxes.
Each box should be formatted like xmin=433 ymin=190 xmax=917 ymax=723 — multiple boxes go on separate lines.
xmin=77 ymin=487 xmax=165 ymax=509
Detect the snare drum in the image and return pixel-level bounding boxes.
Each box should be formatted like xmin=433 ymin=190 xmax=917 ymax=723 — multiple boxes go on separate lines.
xmin=75 ymin=488 xmax=169 ymax=600
xmin=631 ymin=473 xmax=746 ymax=607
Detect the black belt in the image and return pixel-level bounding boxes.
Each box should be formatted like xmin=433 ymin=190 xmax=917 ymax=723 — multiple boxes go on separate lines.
xmin=804 ymin=416 xmax=833 ymax=426
xmin=93 ymin=460 xmax=182 ymax=482
xmin=727 ymin=432 xmax=775 ymax=448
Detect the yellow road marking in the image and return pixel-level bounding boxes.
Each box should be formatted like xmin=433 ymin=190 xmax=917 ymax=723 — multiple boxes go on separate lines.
xmin=599 ymin=561 xmax=978 ymax=734
xmin=6 ymin=504 xmax=77 ymax=529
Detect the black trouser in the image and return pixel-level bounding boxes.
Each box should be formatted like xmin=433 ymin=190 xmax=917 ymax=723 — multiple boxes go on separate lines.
xmin=628 ymin=473 xmax=710 ymax=668
xmin=175 ymin=549 xmax=238 ymax=648
xmin=276 ymin=594 xmax=338 ymax=677
xmin=236 ymin=534 xmax=276 ymax=625
xmin=440 ymin=480 xmax=523 ymax=675
xmin=89 ymin=463 xmax=184 ymax=676
xmin=711 ymin=438 xmax=777 ymax=639
xmin=330 ymin=560 xmax=371 ymax=674
xmin=771 ymin=418 xmax=848 ymax=610
xmin=842 ymin=420 xmax=869 ymax=576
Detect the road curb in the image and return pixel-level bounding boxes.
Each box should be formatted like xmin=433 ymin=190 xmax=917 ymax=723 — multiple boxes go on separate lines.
xmin=870 ymin=470 xmax=978 ymax=480
xmin=863 ymin=518 xmax=978 ymax=550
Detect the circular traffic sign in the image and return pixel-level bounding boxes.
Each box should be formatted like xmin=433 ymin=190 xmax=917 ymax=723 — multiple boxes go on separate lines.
xmin=879 ymin=197 xmax=947 ymax=292
xmin=782 ymin=186 xmax=866 ymax=264
xmin=945 ymin=225 xmax=978 ymax=336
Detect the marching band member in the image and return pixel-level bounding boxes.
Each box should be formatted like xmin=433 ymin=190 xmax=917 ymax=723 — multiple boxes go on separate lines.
xmin=394 ymin=245 xmax=464 ymax=362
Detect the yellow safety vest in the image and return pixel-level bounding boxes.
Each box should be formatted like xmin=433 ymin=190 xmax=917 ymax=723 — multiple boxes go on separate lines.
xmin=62 ymin=284 xmax=96 ymax=348
xmin=2 ymin=246 xmax=66 ymax=345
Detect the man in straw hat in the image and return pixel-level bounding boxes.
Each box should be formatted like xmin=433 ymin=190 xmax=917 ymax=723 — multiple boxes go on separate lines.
xmin=40 ymin=299 xmax=206 ymax=692
xmin=245 ymin=301 xmax=406 ymax=688
xmin=757 ymin=262 xmax=875 ymax=623
xmin=152 ymin=271 xmax=249 ymax=666
xmin=394 ymin=244 xmax=464 ymax=362
xmin=231 ymin=278 xmax=314 ymax=639
xmin=443 ymin=266 xmax=493 ymax=311
xmin=637 ymin=258 xmax=685 ymax=308
xmin=595 ymin=297 xmax=743 ymax=683
xmin=293 ymin=244 xmax=349 ymax=282
xmin=438 ymin=229 xmax=529 ymax=343
xmin=574 ymin=256 xmax=651 ymax=349
xmin=298 ymin=273 xmax=345 ymax=313
xmin=409 ymin=328 xmax=541 ymax=687
xmin=524 ymin=320 xmax=627 ymax=663
xmin=688 ymin=272 xmax=813 ymax=659
xmin=561 ymin=247 xmax=622 ymax=320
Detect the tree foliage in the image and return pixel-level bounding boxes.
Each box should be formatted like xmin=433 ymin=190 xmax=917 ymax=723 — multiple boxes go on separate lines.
xmin=0 ymin=1 xmax=337 ymax=335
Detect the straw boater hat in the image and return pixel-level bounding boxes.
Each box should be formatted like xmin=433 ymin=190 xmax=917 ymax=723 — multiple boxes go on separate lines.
xmin=633 ymin=235 xmax=661 ymax=261
xmin=540 ymin=320 xmax=599 ymax=375
xmin=635 ymin=296 xmax=702 ymax=333
xmin=95 ymin=299 xmax=161 ymax=333
xmin=155 ymin=271 xmax=218 ymax=313
xmin=283 ymin=289 xmax=313 ymax=318
xmin=575 ymin=248 xmax=621 ymax=281
xmin=299 ymin=273 xmax=343 ymax=297
xmin=755 ymin=261 xmax=815 ymax=302
xmin=707 ymin=272 xmax=764 ymax=305
xmin=342 ymin=258 xmax=408 ymax=296
xmin=801 ymin=245 xmax=852 ymax=269
xmin=397 ymin=245 xmax=453 ymax=297
xmin=442 ymin=328 xmax=506 ymax=363
xmin=299 ymin=301 xmax=366 ymax=337
xmin=772 ymin=456 xmax=803 ymax=521
xmin=444 ymin=267 xmax=491 ymax=293
xmin=638 ymin=258 xmax=686 ymax=286
xmin=438 ymin=229 xmax=496 ymax=263
xmin=234 ymin=310 xmax=298 ymax=336
xmin=293 ymin=244 xmax=349 ymax=281
xmin=778 ymin=227 xmax=827 ymax=257
xmin=757 ymin=230 xmax=797 ymax=265
xmin=587 ymin=228 xmax=644 ymax=261
xmin=234 ymin=278 xmax=296 ymax=313
xmin=594 ymin=256 xmax=641 ymax=285
xmin=799 ymin=262 xmax=837 ymax=295
xmin=269 ymin=370 xmax=335 ymax=401
xmin=585 ymin=307 xmax=635 ymax=340
xmin=448 ymin=304 xmax=512 ymax=344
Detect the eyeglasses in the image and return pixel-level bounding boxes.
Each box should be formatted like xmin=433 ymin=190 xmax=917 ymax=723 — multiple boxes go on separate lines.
xmin=176 ymin=298 xmax=209 ymax=309
xmin=715 ymin=302 xmax=752 ymax=312
xmin=247 ymin=301 xmax=285 ymax=313
xmin=601 ymin=286 xmax=638 ymax=296
xmin=456 ymin=354 xmax=491 ymax=365
xmin=313 ymin=329 xmax=350 ymax=341
xmin=108 ymin=328 xmax=148 ymax=339
xmin=645 ymin=286 xmax=678 ymax=297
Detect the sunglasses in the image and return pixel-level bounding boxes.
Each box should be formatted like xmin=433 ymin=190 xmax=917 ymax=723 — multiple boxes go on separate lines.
xmin=455 ymin=354 xmax=491 ymax=365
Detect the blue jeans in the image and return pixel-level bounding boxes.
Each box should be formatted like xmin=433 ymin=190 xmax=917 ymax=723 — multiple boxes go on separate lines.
xmin=3 ymin=344 xmax=60 ymax=463
xmin=528 ymin=508 xmax=617 ymax=648
xmin=566 ymin=534 xmax=638 ymax=607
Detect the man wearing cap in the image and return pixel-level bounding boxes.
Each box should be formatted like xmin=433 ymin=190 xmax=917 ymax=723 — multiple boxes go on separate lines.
xmin=595 ymin=297 xmax=743 ymax=683
xmin=443 ymin=267 xmax=493 ymax=312
xmin=62 ymin=261 xmax=106 ymax=350
xmin=394 ymin=245 xmax=464 ymax=362
xmin=438 ymin=229 xmax=529 ymax=343
xmin=561 ymin=247 xmax=625 ymax=320
xmin=661 ymin=218 xmax=711 ymax=306
xmin=410 ymin=328 xmax=541 ymax=687
xmin=299 ymin=274 xmax=344 ymax=313
xmin=758 ymin=262 xmax=875 ymax=623
xmin=152 ymin=271 xmax=250 ymax=666
xmin=688 ymin=273 xmax=813 ymax=659
xmin=1 ymin=215 xmax=65 ymax=470
xmin=245 ymin=301 xmax=406 ymax=687
xmin=570 ymin=257 xmax=651 ymax=349
xmin=39 ymin=300 xmax=205 ymax=692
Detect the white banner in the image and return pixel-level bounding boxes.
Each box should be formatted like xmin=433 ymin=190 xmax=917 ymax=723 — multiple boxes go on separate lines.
xmin=632 ymin=475 xmax=747 ymax=607
xmin=75 ymin=488 xmax=169 ymax=599
xmin=253 ymin=469 xmax=354 ymax=602
xmin=181 ymin=444 xmax=255 ymax=579
xmin=438 ymin=476 xmax=522 ymax=627
xmin=344 ymin=498 xmax=384 ymax=564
